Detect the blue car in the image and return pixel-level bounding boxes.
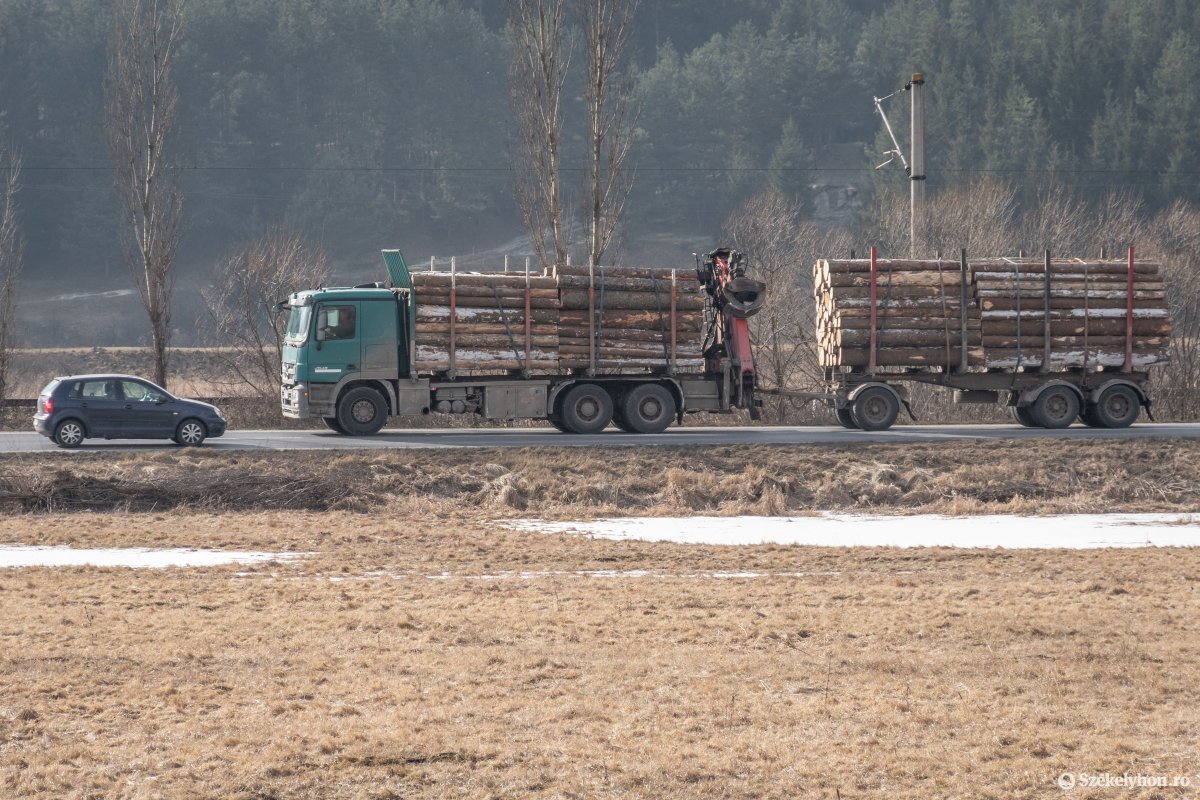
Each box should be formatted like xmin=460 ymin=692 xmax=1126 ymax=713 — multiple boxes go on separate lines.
xmin=33 ymin=374 xmax=227 ymax=448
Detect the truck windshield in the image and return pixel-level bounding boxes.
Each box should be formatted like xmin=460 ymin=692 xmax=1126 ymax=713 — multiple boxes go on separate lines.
xmin=285 ymin=305 xmax=312 ymax=343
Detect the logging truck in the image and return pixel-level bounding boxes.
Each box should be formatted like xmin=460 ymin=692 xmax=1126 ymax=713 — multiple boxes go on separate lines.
xmin=811 ymin=248 xmax=1168 ymax=431
xmin=280 ymin=249 xmax=765 ymax=433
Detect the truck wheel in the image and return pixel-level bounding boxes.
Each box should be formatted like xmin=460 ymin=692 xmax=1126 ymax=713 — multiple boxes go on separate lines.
xmin=54 ymin=419 xmax=86 ymax=448
xmin=849 ymin=387 xmax=898 ymax=431
xmin=834 ymin=408 xmax=860 ymax=429
xmin=1010 ymin=406 xmax=1040 ymax=427
xmin=547 ymin=415 xmax=571 ymax=433
xmin=1031 ymin=385 xmax=1080 ymax=429
xmin=620 ymin=384 xmax=675 ymax=434
xmin=1091 ymin=384 xmax=1141 ymax=428
xmin=559 ymin=384 xmax=613 ymax=434
xmin=609 ymin=408 xmax=638 ymax=433
xmin=322 ymin=416 xmax=346 ymax=433
xmin=1078 ymin=405 xmax=1103 ymax=428
xmin=337 ymin=387 xmax=388 ymax=435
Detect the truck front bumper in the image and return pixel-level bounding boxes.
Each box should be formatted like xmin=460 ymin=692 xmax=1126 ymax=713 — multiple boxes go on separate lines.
xmin=281 ymin=383 xmax=308 ymax=419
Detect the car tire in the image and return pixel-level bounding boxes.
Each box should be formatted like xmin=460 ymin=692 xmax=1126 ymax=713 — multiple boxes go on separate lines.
xmin=337 ymin=387 xmax=388 ymax=435
xmin=174 ymin=419 xmax=208 ymax=446
xmin=54 ymin=419 xmax=86 ymax=448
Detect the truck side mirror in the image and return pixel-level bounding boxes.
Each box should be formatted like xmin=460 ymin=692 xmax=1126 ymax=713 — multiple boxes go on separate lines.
xmin=315 ymin=308 xmax=327 ymax=348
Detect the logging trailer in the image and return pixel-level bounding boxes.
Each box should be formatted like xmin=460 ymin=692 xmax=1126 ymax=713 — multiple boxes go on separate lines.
xmin=280 ymin=248 xmax=766 ymax=433
xmin=806 ymin=246 xmax=1166 ymax=431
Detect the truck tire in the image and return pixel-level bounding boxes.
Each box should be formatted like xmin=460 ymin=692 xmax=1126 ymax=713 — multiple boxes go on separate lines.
xmin=1031 ymin=385 xmax=1080 ymax=429
xmin=1010 ymin=406 xmax=1040 ymax=428
xmin=322 ymin=416 xmax=346 ymax=433
xmin=619 ymin=384 xmax=675 ymax=434
xmin=337 ymin=386 xmax=388 ymax=435
xmin=558 ymin=384 xmax=613 ymax=434
xmin=834 ymin=408 xmax=860 ymax=429
xmin=609 ymin=408 xmax=638 ymax=433
xmin=547 ymin=415 xmax=571 ymax=433
xmin=849 ymin=387 xmax=899 ymax=431
xmin=1091 ymin=384 xmax=1141 ymax=428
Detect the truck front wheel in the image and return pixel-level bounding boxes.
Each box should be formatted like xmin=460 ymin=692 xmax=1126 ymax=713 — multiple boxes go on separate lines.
xmin=337 ymin=387 xmax=388 ymax=435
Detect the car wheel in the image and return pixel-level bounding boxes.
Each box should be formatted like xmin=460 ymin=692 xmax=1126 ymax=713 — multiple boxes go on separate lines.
xmin=54 ymin=419 xmax=85 ymax=448
xmin=337 ymin=387 xmax=388 ymax=435
xmin=174 ymin=419 xmax=207 ymax=446
xmin=558 ymin=384 xmax=613 ymax=434
xmin=322 ymin=416 xmax=346 ymax=433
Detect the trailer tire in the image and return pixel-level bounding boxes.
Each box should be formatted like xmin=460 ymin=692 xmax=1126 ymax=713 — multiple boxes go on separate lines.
xmin=336 ymin=386 xmax=388 ymax=435
xmin=849 ymin=387 xmax=899 ymax=431
xmin=1078 ymin=405 xmax=1104 ymax=428
xmin=558 ymin=384 xmax=613 ymax=434
xmin=835 ymin=408 xmax=860 ymax=429
xmin=1031 ymin=385 xmax=1080 ymax=429
xmin=1091 ymin=384 xmax=1141 ymax=428
xmin=1010 ymin=406 xmax=1040 ymax=428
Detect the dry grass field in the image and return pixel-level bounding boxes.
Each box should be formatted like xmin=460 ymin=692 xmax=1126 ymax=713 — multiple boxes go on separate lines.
xmin=1 ymin=442 xmax=1198 ymax=798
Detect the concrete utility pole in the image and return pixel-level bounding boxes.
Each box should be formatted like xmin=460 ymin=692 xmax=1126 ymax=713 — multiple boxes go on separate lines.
xmin=909 ymin=73 xmax=926 ymax=257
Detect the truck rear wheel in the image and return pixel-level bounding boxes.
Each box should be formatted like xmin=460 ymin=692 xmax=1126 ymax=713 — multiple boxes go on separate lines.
xmin=619 ymin=384 xmax=675 ymax=434
xmin=558 ymin=384 xmax=613 ymax=434
xmin=337 ymin=386 xmax=388 ymax=435
xmin=1010 ymin=406 xmax=1040 ymax=427
xmin=322 ymin=416 xmax=346 ymax=433
xmin=1091 ymin=384 xmax=1140 ymax=428
xmin=834 ymin=408 xmax=860 ymax=429
xmin=849 ymin=387 xmax=899 ymax=431
xmin=1031 ymin=385 xmax=1080 ymax=429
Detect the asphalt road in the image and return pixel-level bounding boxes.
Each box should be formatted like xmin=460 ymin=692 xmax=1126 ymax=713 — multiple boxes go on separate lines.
xmin=3 ymin=423 xmax=1200 ymax=453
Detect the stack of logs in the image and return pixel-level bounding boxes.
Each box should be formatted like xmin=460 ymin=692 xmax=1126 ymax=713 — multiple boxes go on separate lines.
xmin=409 ymin=266 xmax=706 ymax=373
xmin=814 ymin=258 xmax=983 ymax=368
xmin=971 ymin=258 xmax=1171 ymax=369
xmin=814 ymin=256 xmax=1171 ymax=371
xmin=411 ymin=271 xmax=560 ymax=371
xmin=556 ymin=266 xmax=705 ymax=370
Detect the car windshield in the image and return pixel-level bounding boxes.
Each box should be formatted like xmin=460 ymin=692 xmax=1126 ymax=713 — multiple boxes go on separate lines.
xmin=286 ymin=305 xmax=312 ymax=343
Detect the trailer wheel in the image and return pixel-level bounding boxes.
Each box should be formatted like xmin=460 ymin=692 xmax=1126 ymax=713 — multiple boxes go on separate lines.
xmin=849 ymin=387 xmax=899 ymax=431
xmin=336 ymin=386 xmax=388 ymax=435
xmin=834 ymin=408 xmax=860 ymax=429
xmin=1078 ymin=405 xmax=1103 ymax=428
xmin=620 ymin=384 xmax=675 ymax=434
xmin=1031 ymin=385 xmax=1080 ymax=429
xmin=1091 ymin=384 xmax=1141 ymax=428
xmin=559 ymin=384 xmax=613 ymax=434
xmin=1010 ymin=406 xmax=1040 ymax=428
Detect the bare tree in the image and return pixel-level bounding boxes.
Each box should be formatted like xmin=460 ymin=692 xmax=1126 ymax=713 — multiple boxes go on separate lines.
xmin=0 ymin=150 xmax=23 ymax=405
xmin=508 ymin=0 xmax=574 ymax=270
xmin=105 ymin=0 xmax=184 ymax=388
xmin=202 ymin=226 xmax=330 ymax=401
xmin=576 ymin=0 xmax=638 ymax=267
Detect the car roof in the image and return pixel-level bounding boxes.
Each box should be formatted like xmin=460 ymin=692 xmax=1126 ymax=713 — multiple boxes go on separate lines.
xmin=54 ymin=374 xmax=154 ymax=382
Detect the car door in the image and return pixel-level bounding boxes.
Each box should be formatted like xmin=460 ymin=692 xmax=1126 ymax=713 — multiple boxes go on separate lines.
xmin=76 ymin=379 xmax=126 ymax=437
xmin=120 ymin=379 xmax=177 ymax=437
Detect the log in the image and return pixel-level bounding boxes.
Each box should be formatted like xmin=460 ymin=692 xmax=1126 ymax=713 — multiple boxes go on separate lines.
xmin=413 ymin=286 xmax=560 ymax=300
xmin=974 ymin=288 xmax=1165 ymax=300
xmin=982 ymin=349 xmax=1169 ymax=369
xmin=560 ymin=310 xmax=705 ymax=328
xmin=559 ymin=358 xmax=706 ymax=369
xmin=556 ymin=328 xmax=695 ymax=344
xmin=979 ymin=335 xmax=1168 ymax=348
xmin=980 ymin=307 xmax=1170 ymax=319
xmin=416 ymin=322 xmax=560 ymax=336
xmin=557 ymin=344 xmax=702 ymax=358
xmin=819 ymin=259 xmax=965 ymax=274
xmin=828 ymin=315 xmax=982 ymax=331
xmin=821 ymin=347 xmax=986 ymax=368
xmin=826 ymin=271 xmax=965 ymax=288
xmin=415 ymin=334 xmax=560 ymax=349
xmin=416 ymin=306 xmax=558 ymax=324
xmin=979 ymin=318 xmax=1173 ymax=337
xmin=554 ymin=265 xmax=693 ymax=280
xmin=557 ymin=274 xmax=702 ymax=292
xmin=829 ymin=329 xmax=983 ymax=348
xmin=828 ymin=285 xmax=968 ymax=300
xmin=413 ymin=295 xmax=560 ymax=310
xmin=415 ymin=360 xmax=560 ymax=372
xmin=411 ymin=273 xmax=558 ymax=290
xmin=980 ymin=297 xmax=1145 ymax=311
xmin=558 ymin=290 xmax=705 ymax=310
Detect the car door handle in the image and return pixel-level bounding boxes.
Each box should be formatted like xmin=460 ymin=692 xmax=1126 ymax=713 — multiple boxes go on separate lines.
xmin=124 ymin=404 xmax=133 ymax=410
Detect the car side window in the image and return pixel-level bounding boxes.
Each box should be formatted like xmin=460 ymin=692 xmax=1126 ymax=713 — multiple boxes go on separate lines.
xmin=121 ymin=381 xmax=159 ymax=402
xmin=81 ymin=381 xmax=113 ymax=400
xmin=323 ymin=305 xmax=356 ymax=340
xmin=67 ymin=382 xmax=83 ymax=399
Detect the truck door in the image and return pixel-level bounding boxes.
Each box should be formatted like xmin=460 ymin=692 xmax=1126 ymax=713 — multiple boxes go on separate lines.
xmin=312 ymin=301 xmax=361 ymax=384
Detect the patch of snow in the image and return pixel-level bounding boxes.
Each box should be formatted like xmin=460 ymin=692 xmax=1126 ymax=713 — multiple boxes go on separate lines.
xmin=504 ymin=513 xmax=1200 ymax=549
xmin=0 ymin=545 xmax=307 ymax=569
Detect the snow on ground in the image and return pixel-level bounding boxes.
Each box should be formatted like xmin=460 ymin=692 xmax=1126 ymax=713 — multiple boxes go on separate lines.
xmin=0 ymin=546 xmax=306 ymax=569
xmin=505 ymin=513 xmax=1200 ymax=549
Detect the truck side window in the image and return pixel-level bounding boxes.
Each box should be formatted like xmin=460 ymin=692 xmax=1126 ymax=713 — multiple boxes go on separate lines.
xmin=324 ymin=305 xmax=356 ymax=340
